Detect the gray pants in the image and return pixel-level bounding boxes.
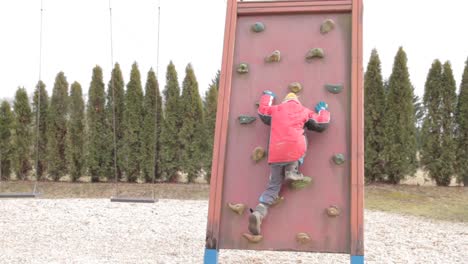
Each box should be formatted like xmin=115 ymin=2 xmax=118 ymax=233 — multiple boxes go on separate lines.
xmin=258 ymin=161 xmax=300 ymax=209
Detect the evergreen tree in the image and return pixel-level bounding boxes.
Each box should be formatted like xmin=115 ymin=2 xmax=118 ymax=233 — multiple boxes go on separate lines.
xmin=13 ymin=88 xmax=33 ymax=180
xmin=142 ymin=69 xmax=163 ymax=182
xmin=203 ymin=71 xmax=219 ymax=183
xmin=160 ymin=62 xmax=181 ymax=180
xmin=123 ymin=62 xmax=144 ymax=182
xmin=456 ymin=58 xmax=468 ymax=186
xmin=421 ymin=60 xmax=443 ymax=185
xmin=0 ymin=101 xmax=14 ymax=180
xmin=421 ymin=61 xmax=457 ymax=186
xmin=364 ymin=49 xmax=386 ymax=183
xmin=32 ymin=80 xmax=49 ymax=179
xmin=213 ymin=70 xmax=220 ymax=90
xmin=106 ymin=63 xmax=125 ymax=180
xmin=438 ymin=62 xmax=457 ymax=185
xmin=179 ymin=64 xmax=205 ymax=182
xmin=48 ymin=72 xmax=69 ymax=181
xmin=382 ymin=47 xmax=417 ymax=183
xmin=413 ymin=92 xmax=424 ymax=151
xmin=87 ymin=66 xmax=111 ymax=182
xmin=68 ymin=82 xmax=85 ymax=182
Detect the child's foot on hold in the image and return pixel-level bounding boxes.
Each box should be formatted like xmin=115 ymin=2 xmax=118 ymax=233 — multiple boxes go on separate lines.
xmin=248 ymin=211 xmax=263 ymax=235
xmin=289 ymin=176 xmax=313 ymax=189
xmin=285 ymin=171 xmax=305 ymax=181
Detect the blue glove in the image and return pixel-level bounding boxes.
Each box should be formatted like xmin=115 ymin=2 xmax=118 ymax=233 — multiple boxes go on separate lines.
xmin=315 ymin=101 xmax=328 ymax=113
xmin=263 ymin=90 xmax=276 ymax=98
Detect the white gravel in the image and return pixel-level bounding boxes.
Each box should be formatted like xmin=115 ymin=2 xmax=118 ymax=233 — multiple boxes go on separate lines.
xmin=0 ymin=199 xmax=466 ymax=264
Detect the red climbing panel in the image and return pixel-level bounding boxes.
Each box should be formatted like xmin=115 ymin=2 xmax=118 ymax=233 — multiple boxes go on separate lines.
xmin=206 ymin=0 xmax=363 ymax=255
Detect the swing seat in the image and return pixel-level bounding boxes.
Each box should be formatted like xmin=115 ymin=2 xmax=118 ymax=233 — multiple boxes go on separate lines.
xmin=110 ymin=196 xmax=157 ymax=203
xmin=0 ymin=192 xmax=39 ymax=198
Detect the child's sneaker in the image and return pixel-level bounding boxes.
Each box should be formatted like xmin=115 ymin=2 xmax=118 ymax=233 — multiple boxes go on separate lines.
xmin=248 ymin=211 xmax=263 ymax=235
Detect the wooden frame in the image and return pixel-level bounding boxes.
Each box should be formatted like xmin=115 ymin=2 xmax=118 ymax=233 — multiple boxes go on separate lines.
xmin=206 ymin=0 xmax=363 ymax=258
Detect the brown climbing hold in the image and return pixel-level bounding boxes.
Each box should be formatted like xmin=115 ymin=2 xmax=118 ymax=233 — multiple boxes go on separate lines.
xmin=243 ymin=233 xmax=263 ymax=243
xmin=270 ymin=196 xmax=284 ymax=207
xmin=289 ymin=176 xmax=312 ymax=190
xmin=288 ymin=82 xmax=303 ymax=93
xmin=265 ymin=50 xmax=281 ymax=63
xmin=320 ymin=19 xmax=335 ymax=34
xmin=227 ymin=203 xmax=246 ymax=215
xmin=306 ymin=48 xmax=324 ymax=60
xmin=252 ymin=147 xmax=265 ymax=162
xmin=237 ymin=63 xmax=249 ymax=74
xmin=326 ymin=206 xmax=340 ymax=217
xmin=296 ymin=233 xmax=311 ymax=244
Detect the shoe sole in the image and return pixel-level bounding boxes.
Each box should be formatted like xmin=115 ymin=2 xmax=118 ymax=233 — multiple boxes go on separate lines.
xmin=248 ymin=214 xmax=261 ymax=235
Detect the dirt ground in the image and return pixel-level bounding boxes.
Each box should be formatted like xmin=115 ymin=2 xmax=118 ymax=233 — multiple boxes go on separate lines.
xmin=0 ymin=199 xmax=467 ymax=264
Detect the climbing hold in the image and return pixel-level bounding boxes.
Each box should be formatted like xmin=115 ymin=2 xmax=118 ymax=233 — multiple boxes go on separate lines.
xmin=332 ymin=153 xmax=345 ymax=165
xmin=243 ymin=233 xmax=263 ymax=243
xmin=252 ymin=147 xmax=266 ymax=162
xmin=296 ymin=233 xmax=311 ymax=244
xmin=238 ymin=115 xmax=257 ymax=124
xmin=326 ymin=84 xmax=343 ymax=94
xmin=251 ymin=22 xmax=265 ymax=33
xmin=265 ymin=50 xmax=281 ymax=63
xmin=288 ymin=82 xmax=303 ymax=93
xmin=237 ymin=63 xmax=249 ymax=74
xmin=320 ymin=19 xmax=335 ymax=34
xmin=306 ymin=48 xmax=324 ymax=60
xmin=326 ymin=206 xmax=340 ymax=217
xmin=227 ymin=203 xmax=246 ymax=215
xmin=289 ymin=176 xmax=313 ymax=190
xmin=255 ymin=101 xmax=260 ymax=108
xmin=270 ymin=196 xmax=284 ymax=207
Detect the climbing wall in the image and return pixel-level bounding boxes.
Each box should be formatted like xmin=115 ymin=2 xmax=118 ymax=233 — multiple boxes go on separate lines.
xmin=207 ymin=0 xmax=363 ymax=255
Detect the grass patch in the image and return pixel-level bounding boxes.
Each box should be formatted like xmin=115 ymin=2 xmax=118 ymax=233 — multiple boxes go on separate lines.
xmin=0 ymin=181 xmax=209 ymax=200
xmin=365 ymin=184 xmax=468 ymax=223
xmin=1 ymin=181 xmax=466 ymax=222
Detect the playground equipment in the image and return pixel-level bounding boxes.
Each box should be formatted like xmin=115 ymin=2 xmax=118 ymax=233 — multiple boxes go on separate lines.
xmin=0 ymin=0 xmax=45 ymax=199
xmin=205 ymin=0 xmax=363 ymax=263
xmin=107 ymin=0 xmax=159 ymax=204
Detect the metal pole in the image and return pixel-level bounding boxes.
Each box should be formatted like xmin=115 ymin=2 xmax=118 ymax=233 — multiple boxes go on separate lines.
xmin=108 ymin=0 xmax=119 ymax=197
xmin=0 ymin=152 xmax=3 ymax=184
xmin=156 ymin=0 xmax=161 ymax=79
xmin=33 ymin=0 xmax=44 ymax=194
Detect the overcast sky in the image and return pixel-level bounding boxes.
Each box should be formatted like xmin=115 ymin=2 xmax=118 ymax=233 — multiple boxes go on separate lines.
xmin=0 ymin=0 xmax=467 ymax=101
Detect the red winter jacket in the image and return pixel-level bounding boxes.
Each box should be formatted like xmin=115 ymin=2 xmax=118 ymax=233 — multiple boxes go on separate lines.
xmin=258 ymin=93 xmax=330 ymax=164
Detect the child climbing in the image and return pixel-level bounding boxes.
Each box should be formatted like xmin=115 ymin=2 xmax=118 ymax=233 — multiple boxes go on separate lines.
xmin=248 ymin=90 xmax=330 ymax=237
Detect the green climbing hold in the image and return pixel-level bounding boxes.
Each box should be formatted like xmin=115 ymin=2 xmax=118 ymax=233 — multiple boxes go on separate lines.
xmin=237 ymin=63 xmax=249 ymax=74
xmin=288 ymin=82 xmax=303 ymax=93
xmin=320 ymin=19 xmax=335 ymax=34
xmin=265 ymin=50 xmax=281 ymax=63
xmin=332 ymin=153 xmax=345 ymax=165
xmin=326 ymin=84 xmax=343 ymax=94
xmin=306 ymin=48 xmax=324 ymax=60
xmin=238 ymin=115 xmax=257 ymax=124
xmin=251 ymin=22 xmax=265 ymax=33
xmin=289 ymin=176 xmax=313 ymax=190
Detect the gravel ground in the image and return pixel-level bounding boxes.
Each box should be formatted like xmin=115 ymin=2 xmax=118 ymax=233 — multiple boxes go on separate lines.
xmin=0 ymin=199 xmax=466 ymax=264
